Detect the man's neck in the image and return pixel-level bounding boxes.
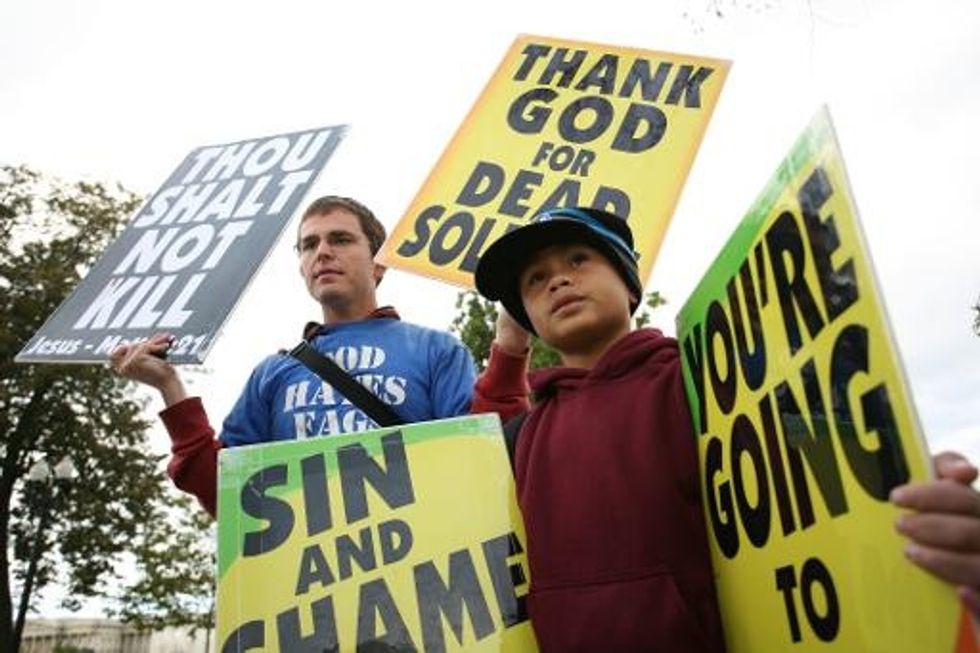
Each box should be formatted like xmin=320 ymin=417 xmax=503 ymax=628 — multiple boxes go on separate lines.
xmin=321 ymin=298 xmax=379 ymax=325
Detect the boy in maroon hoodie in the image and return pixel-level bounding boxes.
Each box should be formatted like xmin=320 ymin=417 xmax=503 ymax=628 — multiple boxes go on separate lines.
xmin=471 ymin=206 xmax=980 ymax=652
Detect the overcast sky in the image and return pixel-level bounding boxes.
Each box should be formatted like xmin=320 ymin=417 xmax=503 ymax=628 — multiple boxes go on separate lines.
xmin=3 ymin=0 xmax=979 ymax=613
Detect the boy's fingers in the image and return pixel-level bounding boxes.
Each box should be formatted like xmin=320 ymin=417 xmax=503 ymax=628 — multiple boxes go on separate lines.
xmin=934 ymin=451 xmax=979 ymax=485
xmin=904 ymin=543 xmax=980 ymax=589
xmin=896 ymin=513 xmax=980 ymax=552
xmin=891 ymin=481 xmax=980 ymax=515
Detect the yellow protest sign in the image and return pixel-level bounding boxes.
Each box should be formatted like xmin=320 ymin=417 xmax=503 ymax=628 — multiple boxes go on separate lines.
xmin=377 ymin=34 xmax=729 ymax=288
xmin=216 ymin=414 xmax=537 ymax=652
xmin=676 ymin=107 xmax=978 ymax=652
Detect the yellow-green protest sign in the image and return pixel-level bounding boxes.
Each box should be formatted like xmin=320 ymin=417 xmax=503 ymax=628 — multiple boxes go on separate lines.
xmin=216 ymin=414 xmax=537 ymax=652
xmin=377 ymin=34 xmax=729 ymax=288
xmin=676 ymin=107 xmax=978 ymax=652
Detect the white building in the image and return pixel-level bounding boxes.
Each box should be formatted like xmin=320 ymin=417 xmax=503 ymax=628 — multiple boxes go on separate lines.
xmin=21 ymin=618 xmax=213 ymax=653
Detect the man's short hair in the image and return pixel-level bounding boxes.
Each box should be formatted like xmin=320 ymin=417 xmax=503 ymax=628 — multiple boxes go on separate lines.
xmin=299 ymin=195 xmax=386 ymax=256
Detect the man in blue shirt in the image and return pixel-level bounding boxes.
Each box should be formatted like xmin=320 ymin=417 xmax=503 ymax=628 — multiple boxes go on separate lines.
xmin=112 ymin=196 xmax=476 ymax=515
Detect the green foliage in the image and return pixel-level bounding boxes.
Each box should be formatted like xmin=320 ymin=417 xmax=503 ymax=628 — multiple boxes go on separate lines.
xmin=0 ymin=165 xmax=214 ymax=643
xmin=450 ymin=291 xmax=498 ymax=372
xmin=450 ymin=289 xmax=667 ymax=371
xmin=633 ymin=291 xmax=667 ymax=329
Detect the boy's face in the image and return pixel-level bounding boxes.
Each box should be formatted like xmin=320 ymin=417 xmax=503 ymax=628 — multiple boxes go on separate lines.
xmin=519 ymin=242 xmax=635 ymax=355
xmin=297 ymin=208 xmax=383 ymax=308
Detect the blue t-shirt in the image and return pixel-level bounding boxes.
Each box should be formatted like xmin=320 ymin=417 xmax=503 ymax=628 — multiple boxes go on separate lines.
xmin=220 ymin=318 xmax=476 ymax=446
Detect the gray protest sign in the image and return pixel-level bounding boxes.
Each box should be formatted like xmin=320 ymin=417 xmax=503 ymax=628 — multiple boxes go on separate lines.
xmin=16 ymin=125 xmax=347 ymax=364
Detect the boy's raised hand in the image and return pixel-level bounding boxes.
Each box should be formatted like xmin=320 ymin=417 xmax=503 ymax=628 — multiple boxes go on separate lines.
xmin=495 ymin=306 xmax=531 ymax=356
xmin=891 ymin=451 xmax=980 ymax=617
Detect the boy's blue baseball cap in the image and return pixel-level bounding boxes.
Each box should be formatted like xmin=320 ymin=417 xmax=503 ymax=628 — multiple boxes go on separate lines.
xmin=474 ymin=207 xmax=642 ymax=334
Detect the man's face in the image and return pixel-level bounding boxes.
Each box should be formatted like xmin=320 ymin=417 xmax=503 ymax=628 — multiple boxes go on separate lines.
xmin=297 ymin=209 xmax=383 ymax=308
xmin=519 ymin=242 xmax=634 ymax=354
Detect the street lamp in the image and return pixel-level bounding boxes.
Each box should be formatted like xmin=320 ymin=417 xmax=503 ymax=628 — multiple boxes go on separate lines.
xmin=11 ymin=455 xmax=76 ymax=653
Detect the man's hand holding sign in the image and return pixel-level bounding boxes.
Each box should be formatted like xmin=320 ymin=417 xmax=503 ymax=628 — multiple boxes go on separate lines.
xmin=110 ymin=333 xmax=187 ymax=406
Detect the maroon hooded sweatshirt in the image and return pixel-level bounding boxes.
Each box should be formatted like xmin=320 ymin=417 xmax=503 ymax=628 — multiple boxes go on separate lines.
xmin=475 ymin=328 xmax=725 ymax=652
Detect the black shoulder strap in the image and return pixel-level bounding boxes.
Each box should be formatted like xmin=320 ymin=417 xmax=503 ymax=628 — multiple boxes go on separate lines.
xmin=288 ymin=341 xmax=404 ymax=427
xmin=502 ymin=411 xmax=528 ymax=470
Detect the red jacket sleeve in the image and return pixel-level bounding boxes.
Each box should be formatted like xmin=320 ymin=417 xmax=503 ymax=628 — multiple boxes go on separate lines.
xmin=160 ymin=397 xmax=222 ymax=518
xmin=471 ymin=344 xmax=531 ymax=422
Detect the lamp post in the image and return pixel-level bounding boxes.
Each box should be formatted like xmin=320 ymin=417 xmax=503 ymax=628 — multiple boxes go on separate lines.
xmin=11 ymin=456 xmax=76 ymax=653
